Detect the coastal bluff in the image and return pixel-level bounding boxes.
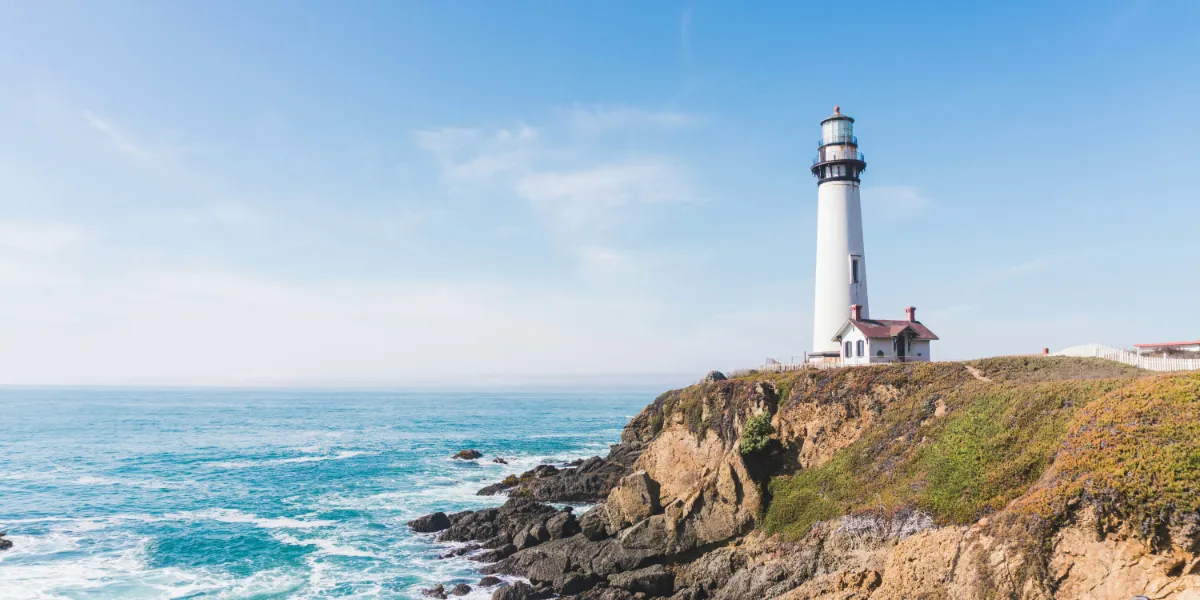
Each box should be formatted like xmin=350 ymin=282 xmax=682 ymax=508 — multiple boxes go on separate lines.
xmin=411 ymin=357 xmax=1200 ymax=599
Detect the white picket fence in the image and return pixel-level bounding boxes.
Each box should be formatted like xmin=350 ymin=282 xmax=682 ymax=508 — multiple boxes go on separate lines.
xmin=1053 ymin=344 xmax=1200 ymax=372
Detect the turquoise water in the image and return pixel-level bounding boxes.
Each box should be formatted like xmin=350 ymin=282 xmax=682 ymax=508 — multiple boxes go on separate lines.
xmin=0 ymin=389 xmax=651 ymax=599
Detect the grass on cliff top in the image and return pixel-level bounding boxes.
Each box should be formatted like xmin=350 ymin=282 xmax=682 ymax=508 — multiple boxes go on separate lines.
xmin=759 ymin=357 xmax=1200 ymax=541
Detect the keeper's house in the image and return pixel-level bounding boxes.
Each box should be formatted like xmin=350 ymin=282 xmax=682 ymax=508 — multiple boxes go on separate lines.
xmin=832 ymin=305 xmax=939 ymax=366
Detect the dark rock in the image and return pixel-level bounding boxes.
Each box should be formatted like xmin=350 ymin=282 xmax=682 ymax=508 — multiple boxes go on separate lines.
xmin=492 ymin=581 xmax=536 ymax=600
xmin=0 ymin=533 xmax=11 ymax=551
xmin=569 ymin=587 xmax=639 ymax=600
xmin=531 ymin=464 xmax=559 ymax=477
xmin=447 ymin=510 xmax=474 ymax=524
xmin=438 ymin=507 xmax=502 ymax=543
xmin=493 ymin=457 xmax=509 ymax=465
xmin=472 ymin=543 xmax=517 ymax=563
xmin=478 ymin=448 xmax=639 ymax=504
xmin=521 ymin=552 xmax=570 ymax=583
xmin=450 ymin=583 xmax=472 ymax=596
xmin=579 ymin=506 xmax=610 ymax=541
xmin=701 ymin=370 xmax=727 ymax=383
xmin=513 ymin=529 xmax=539 ymax=551
xmin=554 ymin=571 xmax=603 ymax=594
xmin=422 ymin=584 xmax=447 ymax=598
xmin=440 ymin=543 xmax=480 ymax=558
xmin=409 ymin=512 xmax=452 ymax=533
xmin=530 ymin=522 xmax=550 ymax=543
xmin=453 ymin=449 xmax=483 ymax=460
xmin=482 ymin=534 xmax=512 ymax=549
xmin=479 ymin=576 xmax=503 ymax=587
xmin=609 ymin=564 xmax=674 ymax=596
xmin=546 ymin=510 xmax=580 ymax=539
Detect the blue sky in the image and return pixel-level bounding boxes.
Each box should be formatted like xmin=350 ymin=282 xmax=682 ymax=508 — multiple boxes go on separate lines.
xmin=0 ymin=1 xmax=1197 ymax=386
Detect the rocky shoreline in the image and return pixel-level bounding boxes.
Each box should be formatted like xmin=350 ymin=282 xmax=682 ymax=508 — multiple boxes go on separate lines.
xmin=411 ymin=361 xmax=1200 ymax=600
xmin=411 ymin=441 xmax=649 ymax=599
xmin=408 ymin=375 xmax=760 ymax=600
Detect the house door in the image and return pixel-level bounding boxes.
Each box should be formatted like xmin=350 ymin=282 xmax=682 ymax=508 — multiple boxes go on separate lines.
xmin=896 ymin=335 xmax=906 ymax=359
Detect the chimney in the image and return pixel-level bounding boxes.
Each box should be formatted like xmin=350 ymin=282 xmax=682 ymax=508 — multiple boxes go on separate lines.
xmin=850 ymin=304 xmax=863 ymax=321
xmin=905 ymin=306 xmax=917 ymax=322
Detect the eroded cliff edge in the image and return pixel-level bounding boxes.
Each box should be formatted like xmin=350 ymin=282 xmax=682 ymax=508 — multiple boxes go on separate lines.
xmin=413 ymin=357 xmax=1200 ymax=600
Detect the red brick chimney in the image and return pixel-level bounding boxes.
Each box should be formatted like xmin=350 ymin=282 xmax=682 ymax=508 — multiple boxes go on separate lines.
xmin=905 ymin=306 xmax=917 ymax=322
xmin=850 ymin=304 xmax=863 ymax=321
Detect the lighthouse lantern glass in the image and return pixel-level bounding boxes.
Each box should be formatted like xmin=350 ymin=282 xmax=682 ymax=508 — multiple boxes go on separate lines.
xmin=823 ymin=119 xmax=853 ymax=145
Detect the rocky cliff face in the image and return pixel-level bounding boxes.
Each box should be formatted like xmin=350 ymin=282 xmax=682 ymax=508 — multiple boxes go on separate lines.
xmin=411 ymin=358 xmax=1200 ymax=600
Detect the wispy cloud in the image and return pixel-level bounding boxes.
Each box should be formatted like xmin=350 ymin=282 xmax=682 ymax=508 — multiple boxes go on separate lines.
xmin=413 ymin=125 xmax=538 ymax=182
xmin=0 ymin=221 xmax=86 ymax=254
xmin=862 ymin=185 xmax=931 ymax=220
xmin=578 ymin=245 xmax=627 ymax=274
xmin=414 ymin=109 xmax=701 ymax=238
xmin=516 ymin=159 xmax=695 ymax=231
xmin=83 ymin=110 xmax=150 ymax=158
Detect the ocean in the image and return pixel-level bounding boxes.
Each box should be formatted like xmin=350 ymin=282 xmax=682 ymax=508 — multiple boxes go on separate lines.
xmin=0 ymin=388 xmax=652 ymax=599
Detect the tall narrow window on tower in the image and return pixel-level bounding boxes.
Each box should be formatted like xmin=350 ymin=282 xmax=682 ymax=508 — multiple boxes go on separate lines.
xmin=850 ymin=256 xmax=861 ymax=284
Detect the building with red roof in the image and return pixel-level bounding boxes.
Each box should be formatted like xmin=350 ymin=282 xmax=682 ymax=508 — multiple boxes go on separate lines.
xmin=830 ymin=305 xmax=939 ymax=366
xmin=1133 ymin=340 xmax=1200 ymax=354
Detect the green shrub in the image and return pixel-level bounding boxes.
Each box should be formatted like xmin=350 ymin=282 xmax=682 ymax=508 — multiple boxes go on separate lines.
xmin=740 ymin=413 xmax=776 ymax=456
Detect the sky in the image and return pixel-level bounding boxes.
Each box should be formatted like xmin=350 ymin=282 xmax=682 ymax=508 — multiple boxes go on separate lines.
xmin=0 ymin=0 xmax=1198 ymax=387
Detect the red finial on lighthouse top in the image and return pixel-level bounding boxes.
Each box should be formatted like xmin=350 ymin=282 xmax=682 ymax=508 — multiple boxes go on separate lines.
xmin=834 ymin=105 xmax=840 ymax=113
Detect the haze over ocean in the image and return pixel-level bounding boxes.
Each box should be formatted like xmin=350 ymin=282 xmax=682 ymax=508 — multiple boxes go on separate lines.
xmin=0 ymin=389 xmax=649 ymax=598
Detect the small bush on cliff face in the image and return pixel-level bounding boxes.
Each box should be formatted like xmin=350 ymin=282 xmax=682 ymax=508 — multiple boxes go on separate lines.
xmin=740 ymin=413 xmax=776 ymax=456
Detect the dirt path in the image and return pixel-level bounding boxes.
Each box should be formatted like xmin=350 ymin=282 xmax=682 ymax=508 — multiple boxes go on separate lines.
xmin=965 ymin=365 xmax=993 ymax=383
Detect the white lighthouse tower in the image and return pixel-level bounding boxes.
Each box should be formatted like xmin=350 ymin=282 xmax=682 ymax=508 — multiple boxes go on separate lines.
xmin=810 ymin=106 xmax=869 ymax=358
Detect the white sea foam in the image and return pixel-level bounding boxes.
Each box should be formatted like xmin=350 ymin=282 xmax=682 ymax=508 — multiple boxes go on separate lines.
xmin=272 ymin=532 xmax=384 ymax=559
xmin=73 ymin=475 xmax=197 ymax=490
xmin=167 ymin=508 xmax=335 ymax=529
xmin=214 ymin=450 xmax=371 ymax=469
xmin=1 ymin=470 xmax=197 ymax=491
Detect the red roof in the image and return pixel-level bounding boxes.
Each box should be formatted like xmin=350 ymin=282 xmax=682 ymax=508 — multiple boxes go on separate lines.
xmin=1133 ymin=340 xmax=1200 ymax=348
xmin=848 ymin=319 xmax=940 ymax=341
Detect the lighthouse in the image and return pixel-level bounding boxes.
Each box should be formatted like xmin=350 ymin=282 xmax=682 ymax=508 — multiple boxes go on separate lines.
xmin=810 ymin=107 xmax=869 ymax=357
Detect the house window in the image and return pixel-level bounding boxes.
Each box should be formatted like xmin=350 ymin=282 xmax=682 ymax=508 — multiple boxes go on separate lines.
xmin=844 ymin=341 xmax=852 ymax=358
xmin=856 ymin=340 xmax=864 ymax=357
xmin=876 ymin=350 xmax=884 ymax=357
xmin=850 ymin=256 xmax=860 ymax=283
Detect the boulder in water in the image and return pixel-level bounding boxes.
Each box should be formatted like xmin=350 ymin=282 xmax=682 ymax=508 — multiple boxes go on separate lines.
xmin=408 ymin=512 xmax=452 ymax=533
xmin=453 ymin=449 xmax=483 ymax=460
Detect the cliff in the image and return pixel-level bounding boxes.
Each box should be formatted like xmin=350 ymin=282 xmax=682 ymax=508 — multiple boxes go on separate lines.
xmin=413 ymin=357 xmax=1200 ymax=600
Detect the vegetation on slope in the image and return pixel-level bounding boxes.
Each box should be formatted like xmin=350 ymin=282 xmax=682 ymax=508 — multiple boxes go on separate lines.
xmin=1017 ymin=373 xmax=1200 ymax=537
xmin=756 ymin=357 xmax=1198 ymax=542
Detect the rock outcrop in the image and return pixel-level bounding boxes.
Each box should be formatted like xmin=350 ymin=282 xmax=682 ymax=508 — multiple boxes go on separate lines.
xmin=0 ymin=532 xmax=11 ymax=551
xmin=477 ymin=445 xmax=642 ymax=503
xmin=409 ymin=512 xmax=452 ymax=533
xmin=410 ymin=360 xmax=1200 ymax=599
